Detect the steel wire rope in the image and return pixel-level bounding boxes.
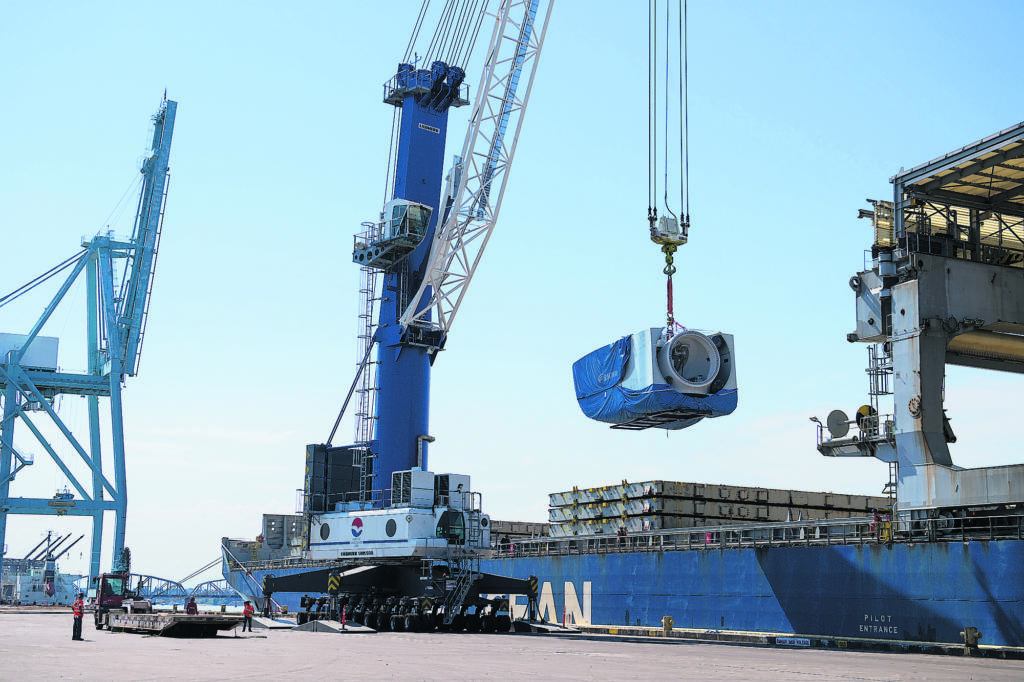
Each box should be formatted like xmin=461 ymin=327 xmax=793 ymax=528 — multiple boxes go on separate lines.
xmin=383 ymin=106 xmax=400 ymax=210
xmin=178 ymin=557 xmax=221 ymax=585
xmin=648 ymin=0 xmax=656 ymax=218
xmin=446 ymin=0 xmax=474 ymax=64
xmin=423 ymin=0 xmax=451 ymax=63
xmin=429 ymin=0 xmax=459 ymax=65
xmin=682 ymin=0 xmax=689 ymax=219
xmin=663 ymin=0 xmax=676 ymax=222
xmin=460 ymin=0 xmax=491 ymax=67
xmin=404 ymin=0 xmax=431 ymax=63
xmin=441 ymin=0 xmax=463 ymax=62
xmin=101 ymin=173 xmax=144 ymax=235
xmin=0 ymin=250 xmax=88 ymax=309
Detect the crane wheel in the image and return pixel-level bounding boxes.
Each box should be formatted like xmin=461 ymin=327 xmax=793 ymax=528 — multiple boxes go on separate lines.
xmin=421 ymin=612 xmax=436 ymax=631
xmin=390 ymin=614 xmax=404 ymax=632
xmin=464 ymin=613 xmax=481 ymax=633
xmin=480 ymin=615 xmax=496 ymax=633
xmin=496 ymin=615 xmax=512 ymax=632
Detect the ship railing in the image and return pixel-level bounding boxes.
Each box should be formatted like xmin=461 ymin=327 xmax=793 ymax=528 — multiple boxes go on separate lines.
xmin=508 ymin=514 xmax=1024 ymax=558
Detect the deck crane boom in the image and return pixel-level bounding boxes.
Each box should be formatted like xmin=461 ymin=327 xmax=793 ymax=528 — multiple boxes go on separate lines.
xmin=0 ymin=96 xmax=176 ymax=586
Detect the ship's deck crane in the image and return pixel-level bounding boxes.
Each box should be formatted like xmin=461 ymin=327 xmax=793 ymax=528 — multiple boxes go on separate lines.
xmin=0 ymin=96 xmax=176 ymax=586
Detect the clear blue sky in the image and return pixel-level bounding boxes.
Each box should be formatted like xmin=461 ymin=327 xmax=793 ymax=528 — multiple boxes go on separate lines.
xmin=2 ymin=1 xmax=1023 ymax=582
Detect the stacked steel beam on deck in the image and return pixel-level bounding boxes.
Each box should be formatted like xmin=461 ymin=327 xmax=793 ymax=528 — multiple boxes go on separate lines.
xmin=547 ymin=481 xmax=890 ymax=537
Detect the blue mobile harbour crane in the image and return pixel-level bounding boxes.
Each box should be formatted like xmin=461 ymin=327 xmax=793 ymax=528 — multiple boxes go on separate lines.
xmin=258 ymin=1 xmax=561 ymax=632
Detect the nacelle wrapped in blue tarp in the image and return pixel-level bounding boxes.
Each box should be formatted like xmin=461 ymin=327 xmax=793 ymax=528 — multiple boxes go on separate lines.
xmin=572 ymin=328 xmax=738 ymax=430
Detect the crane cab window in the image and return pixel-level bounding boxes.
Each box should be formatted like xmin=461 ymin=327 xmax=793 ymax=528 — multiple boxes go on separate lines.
xmin=384 ymin=199 xmax=432 ymax=240
xmin=436 ymin=510 xmax=465 ymax=545
xmin=102 ymin=577 xmax=123 ymax=596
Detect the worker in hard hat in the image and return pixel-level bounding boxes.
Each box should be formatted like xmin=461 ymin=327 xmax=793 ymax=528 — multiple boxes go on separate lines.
xmin=71 ymin=592 xmax=84 ymax=640
xmin=242 ymin=600 xmax=255 ymax=632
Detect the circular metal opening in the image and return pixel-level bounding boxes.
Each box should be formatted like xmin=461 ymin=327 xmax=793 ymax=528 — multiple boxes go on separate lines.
xmin=319 ymin=523 xmax=331 ymax=541
xmin=385 ymin=519 xmax=397 ymax=537
xmin=657 ymin=331 xmax=721 ymax=394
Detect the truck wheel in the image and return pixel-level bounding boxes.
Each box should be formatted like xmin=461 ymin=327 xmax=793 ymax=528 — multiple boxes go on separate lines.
xmin=464 ymin=613 xmax=481 ymax=633
xmin=449 ymin=614 xmax=465 ymax=632
xmin=404 ymin=613 xmax=417 ymax=632
xmin=496 ymin=615 xmax=512 ymax=631
xmin=480 ymin=615 xmax=496 ymax=633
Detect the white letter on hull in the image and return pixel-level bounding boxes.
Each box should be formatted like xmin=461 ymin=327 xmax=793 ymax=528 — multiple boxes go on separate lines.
xmin=538 ymin=582 xmax=557 ymax=622
xmin=563 ymin=582 xmax=592 ymax=625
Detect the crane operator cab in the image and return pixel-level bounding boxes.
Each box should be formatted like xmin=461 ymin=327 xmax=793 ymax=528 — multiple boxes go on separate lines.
xmin=352 ymin=199 xmax=433 ymax=270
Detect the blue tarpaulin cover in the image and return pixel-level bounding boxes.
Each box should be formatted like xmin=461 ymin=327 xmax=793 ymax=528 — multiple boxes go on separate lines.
xmin=572 ymin=335 xmax=737 ymax=426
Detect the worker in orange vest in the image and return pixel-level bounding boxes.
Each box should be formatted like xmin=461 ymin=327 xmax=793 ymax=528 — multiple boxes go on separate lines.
xmin=72 ymin=592 xmax=84 ymax=640
xmin=242 ymin=600 xmax=255 ymax=632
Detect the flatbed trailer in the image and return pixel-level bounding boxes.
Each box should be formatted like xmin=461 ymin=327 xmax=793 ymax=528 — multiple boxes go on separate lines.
xmin=106 ymin=610 xmax=243 ymax=637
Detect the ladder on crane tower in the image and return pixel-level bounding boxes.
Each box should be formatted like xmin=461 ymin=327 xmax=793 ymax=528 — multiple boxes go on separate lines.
xmin=354 ymin=264 xmax=380 ymax=504
xmin=126 ymin=171 xmax=170 ymax=376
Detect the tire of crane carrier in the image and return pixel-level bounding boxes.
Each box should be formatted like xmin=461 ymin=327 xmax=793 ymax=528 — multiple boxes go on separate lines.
xmin=463 ymin=612 xmax=481 ymax=633
xmin=449 ymin=613 xmax=466 ymax=632
xmin=496 ymin=615 xmax=512 ymax=632
xmin=480 ymin=614 xmax=496 ymax=633
xmin=421 ymin=609 xmax=436 ymax=632
xmin=403 ymin=613 xmax=418 ymax=632
xmin=390 ymin=614 xmax=405 ymax=632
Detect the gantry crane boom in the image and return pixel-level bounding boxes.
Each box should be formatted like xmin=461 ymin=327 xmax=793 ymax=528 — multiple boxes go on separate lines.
xmin=117 ymin=96 xmax=176 ymax=377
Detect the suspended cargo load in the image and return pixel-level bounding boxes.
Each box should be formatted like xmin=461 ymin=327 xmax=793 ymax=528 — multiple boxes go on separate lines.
xmin=572 ymin=328 xmax=737 ymax=430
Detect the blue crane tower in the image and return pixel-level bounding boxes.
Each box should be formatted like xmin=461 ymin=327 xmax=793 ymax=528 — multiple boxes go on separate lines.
xmin=0 ymin=96 xmax=176 ymax=584
xmin=316 ymin=1 xmax=550 ymax=510
xmin=360 ymin=60 xmax=470 ymax=494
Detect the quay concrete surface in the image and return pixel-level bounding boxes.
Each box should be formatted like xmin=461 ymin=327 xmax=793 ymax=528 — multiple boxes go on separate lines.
xmin=3 ymin=611 xmax=1024 ymax=681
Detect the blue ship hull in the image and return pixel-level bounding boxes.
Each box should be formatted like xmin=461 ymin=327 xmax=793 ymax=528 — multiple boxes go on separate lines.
xmin=227 ymin=538 xmax=1024 ymax=647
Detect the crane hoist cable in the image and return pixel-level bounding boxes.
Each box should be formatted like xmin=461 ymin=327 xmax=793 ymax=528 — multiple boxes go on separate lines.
xmin=647 ymin=0 xmax=689 ymax=336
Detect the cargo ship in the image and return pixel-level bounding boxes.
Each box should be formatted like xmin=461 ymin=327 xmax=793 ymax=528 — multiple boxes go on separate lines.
xmin=223 ymin=119 xmax=1024 ymax=648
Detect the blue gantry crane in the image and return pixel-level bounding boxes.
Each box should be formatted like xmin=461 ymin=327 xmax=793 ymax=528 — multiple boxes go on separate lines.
xmin=0 ymin=96 xmax=176 ymax=585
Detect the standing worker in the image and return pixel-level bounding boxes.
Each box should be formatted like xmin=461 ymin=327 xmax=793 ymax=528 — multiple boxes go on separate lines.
xmin=185 ymin=596 xmax=198 ymax=615
xmin=71 ymin=592 xmax=84 ymax=641
xmin=242 ymin=600 xmax=255 ymax=632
